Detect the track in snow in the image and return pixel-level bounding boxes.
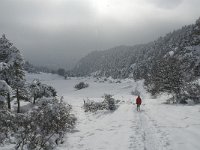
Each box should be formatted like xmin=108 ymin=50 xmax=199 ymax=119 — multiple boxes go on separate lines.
xmin=58 ymin=101 xmax=171 ymax=150
xmin=129 ymin=104 xmax=171 ymax=150
xmin=26 ymin=73 xmax=200 ymax=150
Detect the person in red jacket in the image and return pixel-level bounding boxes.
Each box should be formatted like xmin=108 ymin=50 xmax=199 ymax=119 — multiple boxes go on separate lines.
xmin=136 ymin=95 xmax=142 ymax=111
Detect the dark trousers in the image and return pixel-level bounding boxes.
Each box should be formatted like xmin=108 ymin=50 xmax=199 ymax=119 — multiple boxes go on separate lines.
xmin=137 ymin=104 xmax=141 ymax=111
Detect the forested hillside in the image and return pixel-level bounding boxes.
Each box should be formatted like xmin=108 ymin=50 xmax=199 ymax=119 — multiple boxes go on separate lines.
xmin=73 ymin=18 xmax=200 ymax=79
xmin=72 ymin=18 xmax=200 ymax=103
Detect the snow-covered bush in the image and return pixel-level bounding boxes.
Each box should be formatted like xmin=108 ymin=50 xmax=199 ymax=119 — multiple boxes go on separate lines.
xmin=83 ymin=94 xmax=117 ymax=112
xmin=104 ymin=94 xmax=116 ymax=110
xmin=0 ymin=96 xmax=76 ymax=149
xmin=164 ymin=82 xmax=200 ymax=104
xmin=0 ymin=108 xmax=14 ymax=144
xmin=29 ymin=79 xmax=57 ymax=104
xmin=180 ymin=82 xmax=200 ymax=104
xmin=74 ymin=82 xmax=89 ymax=90
xmin=13 ymin=97 xmax=76 ymax=149
xmin=83 ymin=99 xmax=107 ymax=112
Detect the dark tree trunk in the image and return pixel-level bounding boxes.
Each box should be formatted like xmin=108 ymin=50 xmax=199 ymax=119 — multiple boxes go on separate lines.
xmin=7 ymin=93 xmax=11 ymax=109
xmin=17 ymin=88 xmax=20 ymax=113
xmin=33 ymin=94 xmax=36 ymax=104
xmin=5 ymin=78 xmax=11 ymax=109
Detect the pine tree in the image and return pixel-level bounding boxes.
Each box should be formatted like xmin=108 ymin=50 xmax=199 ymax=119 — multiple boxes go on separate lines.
xmin=0 ymin=35 xmax=25 ymax=112
xmin=12 ymin=61 xmax=26 ymax=113
xmin=0 ymin=34 xmax=13 ymax=109
xmin=150 ymin=56 xmax=184 ymax=101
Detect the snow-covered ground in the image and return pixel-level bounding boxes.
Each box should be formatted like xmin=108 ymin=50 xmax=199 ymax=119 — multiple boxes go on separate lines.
xmin=26 ymin=73 xmax=200 ymax=150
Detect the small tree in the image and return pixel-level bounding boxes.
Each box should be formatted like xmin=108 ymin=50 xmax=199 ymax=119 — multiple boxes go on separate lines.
xmin=29 ymin=79 xmax=57 ymax=104
xmin=148 ymin=57 xmax=184 ymax=101
xmin=57 ymin=68 xmax=65 ymax=76
xmin=11 ymin=56 xmax=26 ymax=113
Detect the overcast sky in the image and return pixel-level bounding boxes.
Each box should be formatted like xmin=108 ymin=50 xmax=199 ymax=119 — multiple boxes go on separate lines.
xmin=0 ymin=0 xmax=200 ymax=69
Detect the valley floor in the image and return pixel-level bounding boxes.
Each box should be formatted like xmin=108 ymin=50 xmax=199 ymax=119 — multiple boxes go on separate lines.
xmin=26 ymin=73 xmax=200 ymax=150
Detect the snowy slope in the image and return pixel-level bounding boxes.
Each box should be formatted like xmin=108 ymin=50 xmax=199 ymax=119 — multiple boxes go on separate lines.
xmin=26 ymin=73 xmax=200 ymax=150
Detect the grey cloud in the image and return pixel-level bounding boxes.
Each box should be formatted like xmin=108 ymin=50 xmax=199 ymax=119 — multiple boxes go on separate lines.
xmin=147 ymin=0 xmax=183 ymax=9
xmin=0 ymin=0 xmax=200 ymax=69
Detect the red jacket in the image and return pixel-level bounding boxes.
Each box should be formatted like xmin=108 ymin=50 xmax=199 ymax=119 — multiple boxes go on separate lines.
xmin=136 ymin=96 xmax=142 ymax=105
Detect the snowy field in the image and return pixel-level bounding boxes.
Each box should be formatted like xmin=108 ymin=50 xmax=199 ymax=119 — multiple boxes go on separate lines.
xmin=26 ymin=73 xmax=200 ymax=150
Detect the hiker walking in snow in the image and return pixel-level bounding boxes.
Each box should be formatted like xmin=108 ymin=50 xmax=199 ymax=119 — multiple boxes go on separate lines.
xmin=136 ymin=95 xmax=142 ymax=111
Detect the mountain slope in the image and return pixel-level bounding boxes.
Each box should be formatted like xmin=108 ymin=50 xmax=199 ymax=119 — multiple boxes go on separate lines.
xmin=72 ymin=18 xmax=200 ymax=81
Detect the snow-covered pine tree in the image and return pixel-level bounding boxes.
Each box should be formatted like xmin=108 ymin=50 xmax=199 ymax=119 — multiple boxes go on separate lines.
xmin=7 ymin=46 xmax=26 ymax=113
xmin=0 ymin=34 xmax=12 ymax=51
xmin=29 ymin=79 xmax=40 ymax=104
xmin=0 ymin=34 xmax=13 ymax=109
xmin=0 ymin=34 xmax=25 ymax=112
xmin=149 ymin=56 xmax=184 ymax=101
xmin=12 ymin=62 xmax=26 ymax=113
